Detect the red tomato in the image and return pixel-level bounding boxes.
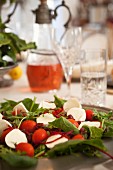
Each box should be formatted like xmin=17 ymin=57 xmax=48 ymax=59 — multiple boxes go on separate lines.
xmin=20 ymin=120 xmax=37 ymax=133
xmin=85 ymin=109 xmax=94 ymax=121
xmin=55 ymin=108 xmax=63 ymax=114
xmin=67 ymin=119 xmax=79 ymax=128
xmin=0 ymin=127 xmax=13 ymax=143
xmin=52 ymin=108 xmax=63 ymax=118
xmin=16 ymin=142 xmax=34 ymax=157
xmin=12 ymin=110 xmax=20 ymax=116
xmin=72 ymin=134 xmax=84 ymax=140
xmin=32 ymin=128 xmax=48 ymax=145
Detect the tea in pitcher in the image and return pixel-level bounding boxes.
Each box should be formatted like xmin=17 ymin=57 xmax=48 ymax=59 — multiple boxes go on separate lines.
xmin=26 ymin=50 xmax=63 ymax=92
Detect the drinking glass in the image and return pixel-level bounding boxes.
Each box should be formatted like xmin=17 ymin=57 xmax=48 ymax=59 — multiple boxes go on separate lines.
xmin=53 ymin=27 xmax=82 ymax=98
xmin=80 ymin=49 xmax=107 ymax=106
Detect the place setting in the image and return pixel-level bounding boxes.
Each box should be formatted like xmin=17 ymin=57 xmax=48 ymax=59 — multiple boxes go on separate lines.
xmin=1 ymin=0 xmax=113 ymax=170
xmin=0 ymin=43 xmax=113 ymax=170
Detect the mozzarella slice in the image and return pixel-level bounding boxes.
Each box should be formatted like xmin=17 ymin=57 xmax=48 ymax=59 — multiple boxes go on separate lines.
xmin=0 ymin=113 xmax=3 ymax=120
xmin=36 ymin=113 xmax=56 ymax=125
xmin=67 ymin=108 xmax=86 ymax=121
xmin=78 ymin=121 xmax=101 ymax=130
xmin=0 ymin=119 xmax=12 ymax=136
xmin=38 ymin=101 xmax=56 ymax=109
xmin=5 ymin=129 xmax=28 ymax=149
xmin=46 ymin=134 xmax=68 ymax=149
xmin=13 ymin=102 xmax=28 ymax=115
xmin=63 ymin=98 xmax=82 ymax=112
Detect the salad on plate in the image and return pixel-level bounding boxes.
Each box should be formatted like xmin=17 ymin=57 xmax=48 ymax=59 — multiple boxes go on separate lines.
xmin=0 ymin=95 xmax=113 ymax=168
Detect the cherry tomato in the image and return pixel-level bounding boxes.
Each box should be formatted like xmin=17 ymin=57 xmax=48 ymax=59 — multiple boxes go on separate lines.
xmin=72 ymin=134 xmax=84 ymax=140
xmin=55 ymin=108 xmax=63 ymax=114
xmin=52 ymin=108 xmax=63 ymax=118
xmin=85 ymin=109 xmax=94 ymax=121
xmin=0 ymin=127 xmax=13 ymax=143
xmin=32 ymin=128 xmax=48 ymax=145
xmin=12 ymin=110 xmax=20 ymax=116
xmin=67 ymin=119 xmax=79 ymax=128
xmin=16 ymin=142 xmax=34 ymax=157
xmin=20 ymin=120 xmax=37 ymax=133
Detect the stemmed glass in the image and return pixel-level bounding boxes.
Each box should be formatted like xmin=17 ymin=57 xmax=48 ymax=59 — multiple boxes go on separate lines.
xmin=53 ymin=27 xmax=82 ymax=98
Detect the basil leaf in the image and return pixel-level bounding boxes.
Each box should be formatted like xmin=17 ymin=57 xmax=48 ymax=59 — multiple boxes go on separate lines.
xmin=49 ymin=116 xmax=79 ymax=135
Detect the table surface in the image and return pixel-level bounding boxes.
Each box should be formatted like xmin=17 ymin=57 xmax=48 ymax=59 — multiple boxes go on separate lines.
xmin=0 ymin=63 xmax=113 ymax=110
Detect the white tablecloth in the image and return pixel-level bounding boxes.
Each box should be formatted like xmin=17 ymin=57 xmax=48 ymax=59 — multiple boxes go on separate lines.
xmin=0 ymin=67 xmax=113 ymax=110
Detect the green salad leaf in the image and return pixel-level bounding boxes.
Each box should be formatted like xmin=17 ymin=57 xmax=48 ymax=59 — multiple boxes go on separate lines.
xmin=0 ymin=99 xmax=17 ymax=113
xmin=54 ymin=95 xmax=66 ymax=108
xmin=49 ymin=116 xmax=79 ymax=135
xmin=20 ymin=97 xmax=39 ymax=112
xmin=82 ymin=126 xmax=103 ymax=139
xmin=0 ymin=96 xmax=113 ymax=168
xmin=93 ymin=110 xmax=113 ymax=121
xmin=0 ymin=145 xmax=37 ymax=168
xmin=1 ymin=153 xmax=37 ymax=168
xmin=102 ymin=120 xmax=113 ymax=137
xmin=47 ymin=139 xmax=107 ymax=158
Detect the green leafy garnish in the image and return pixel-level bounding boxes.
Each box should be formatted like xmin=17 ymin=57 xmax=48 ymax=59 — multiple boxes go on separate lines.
xmin=82 ymin=126 xmax=103 ymax=139
xmin=0 ymin=18 xmax=37 ymax=66
xmin=0 ymin=96 xmax=113 ymax=168
xmin=49 ymin=116 xmax=79 ymax=135
xmin=54 ymin=95 xmax=66 ymax=108
xmin=0 ymin=145 xmax=37 ymax=168
xmin=47 ymin=139 xmax=107 ymax=158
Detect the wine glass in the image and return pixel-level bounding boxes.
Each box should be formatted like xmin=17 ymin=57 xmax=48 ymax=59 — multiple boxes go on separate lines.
xmin=53 ymin=27 xmax=82 ymax=98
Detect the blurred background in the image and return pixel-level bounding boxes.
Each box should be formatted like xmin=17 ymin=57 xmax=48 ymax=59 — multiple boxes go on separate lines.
xmin=1 ymin=0 xmax=113 ymax=56
xmin=1 ymin=0 xmax=113 ymax=82
xmin=1 ymin=0 xmax=113 ymax=43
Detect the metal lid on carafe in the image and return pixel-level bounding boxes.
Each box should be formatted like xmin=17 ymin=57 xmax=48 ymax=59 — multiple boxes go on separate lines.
xmin=33 ymin=0 xmax=72 ymax=27
xmin=34 ymin=0 xmax=52 ymax=24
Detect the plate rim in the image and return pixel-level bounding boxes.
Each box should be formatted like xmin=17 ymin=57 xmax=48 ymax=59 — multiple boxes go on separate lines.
xmin=82 ymin=104 xmax=113 ymax=112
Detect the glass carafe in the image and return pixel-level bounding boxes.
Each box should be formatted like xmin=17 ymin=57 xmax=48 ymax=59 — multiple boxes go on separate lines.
xmin=26 ymin=23 xmax=63 ymax=92
xmin=26 ymin=0 xmax=71 ymax=92
xmin=26 ymin=49 xmax=63 ymax=92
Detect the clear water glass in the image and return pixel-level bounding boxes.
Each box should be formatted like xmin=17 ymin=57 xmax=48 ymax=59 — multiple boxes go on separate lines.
xmin=80 ymin=49 xmax=107 ymax=106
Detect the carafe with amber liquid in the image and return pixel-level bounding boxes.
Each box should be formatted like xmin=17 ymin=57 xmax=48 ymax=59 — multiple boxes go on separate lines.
xmin=27 ymin=0 xmax=59 ymax=92
xmin=26 ymin=0 xmax=71 ymax=92
xmin=26 ymin=49 xmax=63 ymax=92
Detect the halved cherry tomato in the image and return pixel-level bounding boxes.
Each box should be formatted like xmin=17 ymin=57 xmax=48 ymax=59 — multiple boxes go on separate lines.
xmin=0 ymin=127 xmax=13 ymax=143
xmin=72 ymin=134 xmax=84 ymax=140
xmin=52 ymin=108 xmax=63 ymax=118
xmin=20 ymin=120 xmax=37 ymax=133
xmin=12 ymin=110 xmax=20 ymax=116
xmin=67 ymin=119 xmax=79 ymax=128
xmin=32 ymin=128 xmax=48 ymax=145
xmin=55 ymin=108 xmax=63 ymax=114
xmin=85 ymin=109 xmax=94 ymax=121
xmin=16 ymin=142 xmax=34 ymax=157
